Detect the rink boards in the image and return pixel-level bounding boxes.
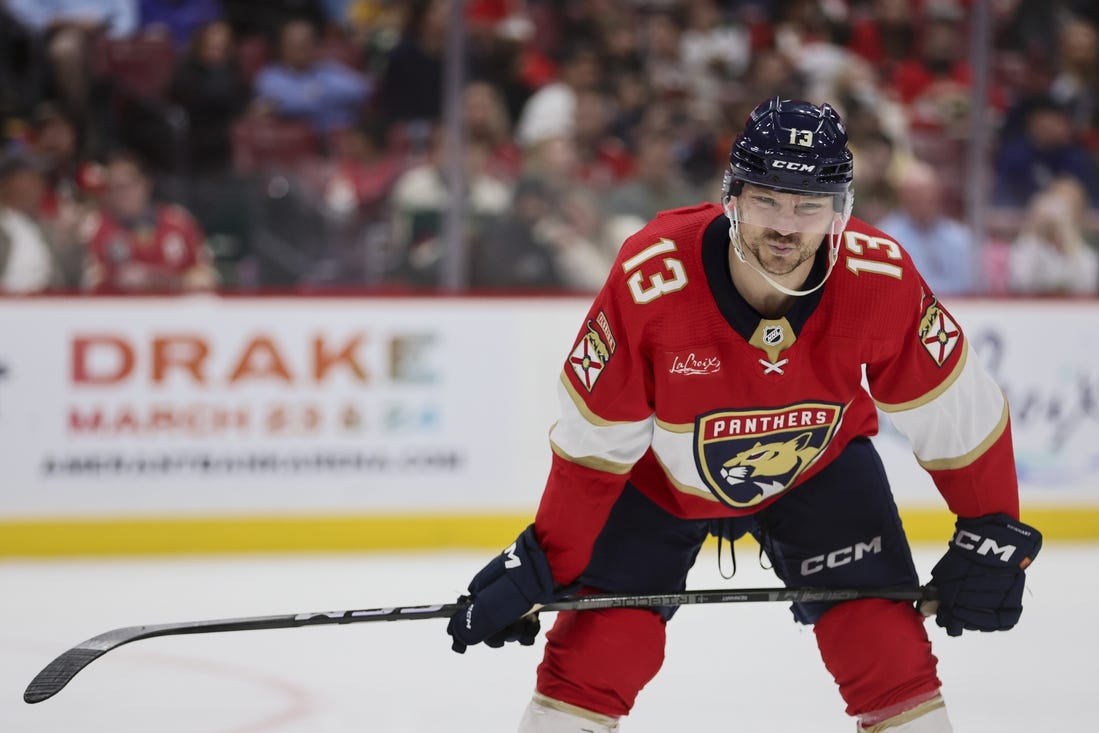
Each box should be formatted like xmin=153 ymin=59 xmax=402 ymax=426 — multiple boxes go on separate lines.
xmin=0 ymin=295 xmax=1095 ymax=555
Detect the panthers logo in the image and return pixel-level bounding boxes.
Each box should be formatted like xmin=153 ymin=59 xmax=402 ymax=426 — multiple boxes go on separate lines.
xmin=695 ymin=403 xmax=843 ymax=508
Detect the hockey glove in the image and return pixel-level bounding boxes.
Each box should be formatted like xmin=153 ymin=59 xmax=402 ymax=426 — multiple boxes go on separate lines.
xmin=928 ymin=513 xmax=1041 ymax=636
xmin=447 ymin=524 xmax=567 ymax=654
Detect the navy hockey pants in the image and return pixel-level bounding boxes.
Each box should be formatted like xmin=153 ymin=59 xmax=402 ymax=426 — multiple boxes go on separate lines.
xmin=579 ymin=436 xmax=920 ymax=623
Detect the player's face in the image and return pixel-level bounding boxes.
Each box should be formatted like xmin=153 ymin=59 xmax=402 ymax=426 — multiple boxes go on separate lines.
xmin=733 ymin=184 xmax=838 ymax=276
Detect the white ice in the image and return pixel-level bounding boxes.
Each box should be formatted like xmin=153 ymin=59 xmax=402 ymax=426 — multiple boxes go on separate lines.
xmin=2 ymin=543 xmax=1093 ymax=732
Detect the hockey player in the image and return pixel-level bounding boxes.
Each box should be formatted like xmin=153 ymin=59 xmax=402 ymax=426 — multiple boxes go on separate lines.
xmin=446 ymin=97 xmax=1041 ymax=732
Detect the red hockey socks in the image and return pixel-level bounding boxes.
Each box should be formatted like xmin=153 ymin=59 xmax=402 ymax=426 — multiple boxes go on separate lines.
xmin=814 ymin=598 xmax=942 ymax=717
xmin=536 ymin=607 xmax=667 ymax=718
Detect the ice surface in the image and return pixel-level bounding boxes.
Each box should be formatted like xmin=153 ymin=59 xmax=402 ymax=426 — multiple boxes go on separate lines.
xmin=1 ymin=544 xmax=1092 ymax=732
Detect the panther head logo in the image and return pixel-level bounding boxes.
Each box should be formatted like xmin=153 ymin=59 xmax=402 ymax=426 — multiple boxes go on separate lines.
xmin=584 ymin=321 xmax=612 ymax=363
xmin=918 ymin=296 xmax=941 ymax=341
xmin=718 ymin=432 xmax=821 ymax=505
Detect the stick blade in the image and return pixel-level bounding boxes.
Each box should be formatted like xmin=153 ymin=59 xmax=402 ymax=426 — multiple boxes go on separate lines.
xmin=24 ymin=647 xmax=107 ymax=703
xmin=25 ymin=625 xmax=153 ymax=704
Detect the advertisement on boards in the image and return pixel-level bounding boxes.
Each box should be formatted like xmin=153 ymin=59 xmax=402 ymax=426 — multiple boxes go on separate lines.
xmin=0 ymin=296 xmax=1096 ymax=521
xmin=0 ymin=297 xmax=581 ymax=518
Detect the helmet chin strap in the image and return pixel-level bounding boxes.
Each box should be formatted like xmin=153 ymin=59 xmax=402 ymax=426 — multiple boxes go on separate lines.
xmin=726 ymin=203 xmax=842 ymax=298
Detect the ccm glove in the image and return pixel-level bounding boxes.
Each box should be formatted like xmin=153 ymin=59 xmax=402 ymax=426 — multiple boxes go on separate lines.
xmin=447 ymin=524 xmax=567 ymax=654
xmin=929 ymin=513 xmax=1042 ymax=636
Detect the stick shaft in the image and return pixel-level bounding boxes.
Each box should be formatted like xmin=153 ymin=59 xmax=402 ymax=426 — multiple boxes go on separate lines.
xmin=25 ymin=585 xmax=934 ymax=704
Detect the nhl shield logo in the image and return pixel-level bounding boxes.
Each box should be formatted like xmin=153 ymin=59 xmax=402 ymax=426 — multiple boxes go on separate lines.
xmin=763 ymin=325 xmax=784 ymax=347
xmin=694 ymin=402 xmax=844 ymax=508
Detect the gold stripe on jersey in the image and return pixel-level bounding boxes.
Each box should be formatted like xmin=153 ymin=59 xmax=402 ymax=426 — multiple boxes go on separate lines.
xmin=655 ymin=417 xmax=694 ymax=434
xmin=874 ymin=343 xmax=968 ymax=414
xmin=916 ymin=400 xmax=1010 ymax=472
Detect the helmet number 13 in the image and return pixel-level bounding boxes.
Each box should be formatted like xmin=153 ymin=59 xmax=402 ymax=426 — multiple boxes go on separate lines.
xmin=787 ymin=128 xmax=814 ymax=147
xmin=623 ymin=238 xmax=688 ymax=304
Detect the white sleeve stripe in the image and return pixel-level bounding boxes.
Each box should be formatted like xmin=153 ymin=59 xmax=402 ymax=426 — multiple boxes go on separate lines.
xmin=548 ymin=378 xmax=654 ymax=468
xmin=652 ymin=424 xmax=710 ymax=493
xmin=549 ymin=439 xmax=635 ymax=474
xmin=916 ymin=402 xmax=1009 ymax=471
xmin=884 ymin=343 xmax=1007 ymax=463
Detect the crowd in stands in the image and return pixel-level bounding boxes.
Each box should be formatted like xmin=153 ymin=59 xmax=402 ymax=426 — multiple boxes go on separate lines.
xmin=1 ymin=0 xmax=1097 ymax=295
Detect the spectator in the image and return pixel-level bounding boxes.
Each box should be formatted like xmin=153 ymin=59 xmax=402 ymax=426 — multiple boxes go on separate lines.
xmin=849 ymin=128 xmax=901 ymax=226
xmin=473 ymin=177 xmax=559 ymax=290
xmin=1050 ymin=17 xmax=1099 ymax=139
xmin=170 ymin=20 xmax=249 ymax=175
xmin=252 ymin=18 xmax=371 ymax=136
xmin=730 ymin=48 xmax=805 ymax=111
xmin=533 ymin=185 xmax=614 ymax=291
xmin=607 ymin=70 xmax=649 ymax=148
xmin=679 ymin=0 xmax=751 ymax=117
xmin=463 ymin=81 xmax=522 ymax=181
xmin=773 ymin=0 xmax=854 ymax=107
xmin=0 ymin=4 xmax=47 ymax=123
xmin=318 ymin=121 xmax=406 ymax=221
xmin=515 ymin=43 xmax=602 ymax=150
xmin=6 ymin=0 xmax=139 ymax=146
xmin=824 ymin=55 xmax=912 ymax=155
xmin=603 ymin=126 xmax=700 ymax=228
xmin=475 ymin=176 xmax=611 ymax=292
xmin=1007 ymin=177 xmax=1099 ymax=294
xmin=889 ymin=6 xmax=1006 ymax=136
xmin=313 ymin=120 xmax=407 ymax=284
xmin=847 ymin=0 xmax=917 ymax=76
xmin=377 ymin=0 xmax=446 ymax=127
xmin=572 ymin=90 xmax=634 ymax=191
xmin=0 ymin=152 xmax=65 ymax=292
xmin=992 ymin=95 xmax=1099 ymax=207
xmin=24 ymin=104 xmax=88 ymax=220
xmin=641 ymin=8 xmax=691 ymax=106
xmin=168 ymin=20 xmax=252 ymax=282
xmin=386 ymin=131 xmax=512 ymax=287
xmin=597 ymin=10 xmax=643 ymax=82
xmin=465 ymin=14 xmax=547 ymax=129
xmin=82 ymin=150 xmax=217 ymax=292
xmin=877 ymin=161 xmax=976 ymax=295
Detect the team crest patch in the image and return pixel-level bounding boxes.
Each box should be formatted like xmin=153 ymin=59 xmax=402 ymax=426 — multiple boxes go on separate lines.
xmin=918 ymin=295 xmax=960 ymax=366
xmin=694 ymin=402 xmax=844 ymax=509
xmin=569 ymin=313 xmax=616 ymax=392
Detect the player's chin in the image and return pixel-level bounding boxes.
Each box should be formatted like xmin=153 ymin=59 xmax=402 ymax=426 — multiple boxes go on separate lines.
xmin=758 ymin=248 xmax=802 ymax=269
xmin=758 ymin=259 xmax=801 ymax=277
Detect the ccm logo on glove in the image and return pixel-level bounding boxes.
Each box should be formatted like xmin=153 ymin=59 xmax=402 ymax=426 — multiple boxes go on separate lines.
xmin=929 ymin=513 xmax=1042 ymax=636
xmin=952 ymin=527 xmax=1036 ymax=568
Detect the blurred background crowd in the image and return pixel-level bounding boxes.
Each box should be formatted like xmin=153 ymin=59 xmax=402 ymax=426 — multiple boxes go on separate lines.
xmin=0 ymin=0 xmax=1097 ymax=296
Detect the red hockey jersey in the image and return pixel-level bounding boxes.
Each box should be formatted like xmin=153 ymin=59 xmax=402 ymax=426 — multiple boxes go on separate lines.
xmin=83 ymin=204 xmax=209 ymax=293
xmin=536 ymin=203 xmax=1019 ymax=584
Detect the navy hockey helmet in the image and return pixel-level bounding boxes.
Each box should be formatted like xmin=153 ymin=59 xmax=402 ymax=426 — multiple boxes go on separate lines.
xmin=723 ymin=98 xmax=855 ymax=298
xmin=723 ymin=97 xmax=854 ymax=217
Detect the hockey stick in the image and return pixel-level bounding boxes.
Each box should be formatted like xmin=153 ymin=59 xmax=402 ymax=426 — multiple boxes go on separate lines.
xmin=24 ymin=585 xmax=935 ymax=704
